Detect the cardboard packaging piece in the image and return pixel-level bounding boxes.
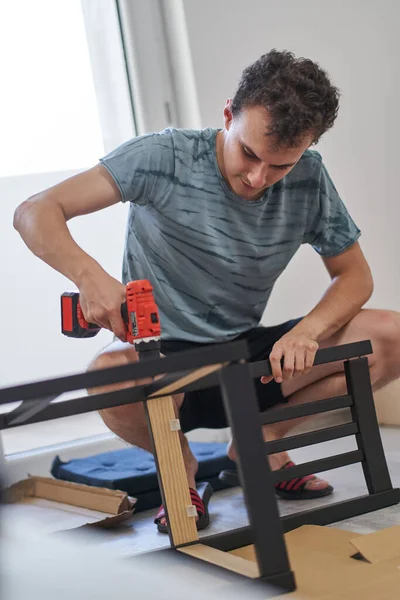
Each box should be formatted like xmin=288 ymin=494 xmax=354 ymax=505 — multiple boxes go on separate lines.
xmin=231 ymin=524 xmax=400 ymax=599
xmin=3 ymin=475 xmax=137 ymax=533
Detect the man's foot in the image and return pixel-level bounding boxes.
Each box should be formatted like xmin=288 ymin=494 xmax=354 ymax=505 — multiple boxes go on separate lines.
xmin=219 ymin=461 xmax=334 ymax=499
xmin=154 ymin=482 xmax=213 ymax=533
xmin=271 ymin=459 xmax=334 ymax=499
xmin=268 ymin=452 xmax=333 ymax=494
xmin=225 ymin=442 xmax=333 ymax=498
xmin=156 ymin=446 xmax=199 ymax=529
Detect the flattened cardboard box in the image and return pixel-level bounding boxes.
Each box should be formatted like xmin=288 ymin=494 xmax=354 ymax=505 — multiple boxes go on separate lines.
xmin=230 ymin=524 xmax=400 ymax=599
xmin=3 ymin=475 xmax=137 ymax=533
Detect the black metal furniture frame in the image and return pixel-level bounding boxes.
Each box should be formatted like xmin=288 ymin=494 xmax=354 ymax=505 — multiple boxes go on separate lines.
xmin=0 ymin=339 xmax=398 ymax=595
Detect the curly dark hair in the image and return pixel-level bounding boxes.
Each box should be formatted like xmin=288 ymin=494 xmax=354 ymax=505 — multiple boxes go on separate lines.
xmin=231 ymin=49 xmax=340 ymax=147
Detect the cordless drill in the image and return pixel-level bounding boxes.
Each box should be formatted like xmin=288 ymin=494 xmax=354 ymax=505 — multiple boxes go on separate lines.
xmin=61 ymin=279 xmax=161 ymax=360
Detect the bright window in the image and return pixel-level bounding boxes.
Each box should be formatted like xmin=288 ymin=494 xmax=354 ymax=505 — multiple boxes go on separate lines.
xmin=0 ymin=0 xmax=135 ymax=456
xmin=0 ymin=0 xmax=105 ymax=177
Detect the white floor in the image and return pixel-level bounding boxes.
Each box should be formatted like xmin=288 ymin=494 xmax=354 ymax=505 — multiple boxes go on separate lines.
xmin=60 ymin=425 xmax=400 ymax=558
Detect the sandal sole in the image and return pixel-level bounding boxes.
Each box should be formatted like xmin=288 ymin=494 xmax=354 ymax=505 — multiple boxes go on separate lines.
xmin=156 ymin=481 xmax=213 ymax=534
xmin=219 ymin=469 xmax=334 ymax=499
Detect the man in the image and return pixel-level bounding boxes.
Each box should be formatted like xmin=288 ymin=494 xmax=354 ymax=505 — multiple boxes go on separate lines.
xmin=14 ymin=50 xmax=400 ymax=531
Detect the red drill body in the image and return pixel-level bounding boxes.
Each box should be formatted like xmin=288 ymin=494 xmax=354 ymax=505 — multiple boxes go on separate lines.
xmin=61 ymin=280 xmax=161 ymax=359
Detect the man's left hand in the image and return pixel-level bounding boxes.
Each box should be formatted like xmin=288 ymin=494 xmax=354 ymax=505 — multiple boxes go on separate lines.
xmin=261 ymin=332 xmax=319 ymax=384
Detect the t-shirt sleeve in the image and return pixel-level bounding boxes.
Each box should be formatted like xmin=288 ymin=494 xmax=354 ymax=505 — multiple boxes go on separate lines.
xmin=99 ymin=130 xmax=175 ymax=205
xmin=304 ymin=156 xmax=361 ymax=257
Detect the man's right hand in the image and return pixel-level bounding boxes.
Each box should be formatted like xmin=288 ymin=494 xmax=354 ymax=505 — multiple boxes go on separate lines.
xmin=78 ymin=271 xmax=128 ymax=342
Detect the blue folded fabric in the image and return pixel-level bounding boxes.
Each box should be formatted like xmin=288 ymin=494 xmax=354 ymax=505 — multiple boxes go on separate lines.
xmin=51 ymin=442 xmax=235 ymax=512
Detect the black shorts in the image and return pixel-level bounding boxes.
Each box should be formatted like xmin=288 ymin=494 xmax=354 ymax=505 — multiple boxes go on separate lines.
xmin=160 ymin=318 xmax=302 ymax=433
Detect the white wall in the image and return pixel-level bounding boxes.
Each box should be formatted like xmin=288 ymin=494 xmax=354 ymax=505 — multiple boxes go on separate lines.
xmin=0 ymin=1 xmax=133 ymax=391
xmin=2 ymin=0 xmax=399 ymax=399
xmin=0 ymin=171 xmax=128 ymax=388
xmin=181 ymin=0 xmax=400 ymax=324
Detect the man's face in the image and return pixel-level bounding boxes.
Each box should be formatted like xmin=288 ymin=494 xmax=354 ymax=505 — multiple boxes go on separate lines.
xmin=217 ymin=102 xmax=313 ymax=200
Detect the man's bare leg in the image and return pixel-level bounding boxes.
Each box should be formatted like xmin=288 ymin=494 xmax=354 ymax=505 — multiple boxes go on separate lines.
xmin=229 ymin=308 xmax=400 ymax=491
xmin=226 ymin=372 xmax=347 ymax=490
xmin=88 ymin=341 xmax=198 ymax=525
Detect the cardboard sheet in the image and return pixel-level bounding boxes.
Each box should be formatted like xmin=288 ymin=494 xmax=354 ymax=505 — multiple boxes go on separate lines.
xmin=230 ymin=524 xmax=400 ymax=599
xmin=317 ymin=572 xmax=400 ymax=600
xmin=230 ymin=525 xmax=360 ymax=565
xmin=285 ymin=524 xmax=361 ymax=559
xmin=350 ymin=525 xmax=400 ymax=564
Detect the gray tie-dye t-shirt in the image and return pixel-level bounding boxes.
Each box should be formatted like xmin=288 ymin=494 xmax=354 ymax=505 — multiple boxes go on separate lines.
xmin=100 ymin=128 xmax=360 ymax=343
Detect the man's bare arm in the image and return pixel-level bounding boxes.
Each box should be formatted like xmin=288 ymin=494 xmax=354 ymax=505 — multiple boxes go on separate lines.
xmin=13 ymin=164 xmax=120 ymax=284
xmin=295 ymin=241 xmax=374 ymax=342
xmin=13 ymin=164 xmax=128 ymax=340
xmin=264 ymin=242 xmax=373 ymax=384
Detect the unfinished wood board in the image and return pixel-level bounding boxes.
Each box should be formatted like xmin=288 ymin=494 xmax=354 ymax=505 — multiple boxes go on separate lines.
xmin=178 ymin=543 xmax=259 ymax=578
xmin=146 ymin=394 xmax=198 ymax=546
xmin=229 ymin=543 xmax=257 ymax=563
xmin=33 ymin=478 xmax=131 ymax=513
xmin=149 ymin=363 xmax=226 ymax=398
xmin=6 ymin=476 xmax=133 ymax=514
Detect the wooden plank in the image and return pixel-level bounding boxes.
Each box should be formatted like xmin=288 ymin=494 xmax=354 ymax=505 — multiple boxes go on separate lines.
xmin=230 ymin=544 xmax=257 ymax=563
xmin=32 ymin=477 xmax=130 ymax=514
xmin=178 ymin=543 xmax=260 ymax=578
xmin=148 ymin=363 xmax=225 ymax=398
xmin=146 ymin=395 xmax=198 ymax=546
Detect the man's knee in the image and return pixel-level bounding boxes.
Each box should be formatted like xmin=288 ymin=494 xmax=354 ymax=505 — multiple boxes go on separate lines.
xmin=88 ymin=340 xmax=138 ymax=373
xmin=88 ymin=342 xmax=185 ymax=423
xmin=87 ymin=343 xmax=145 ymax=427
xmin=376 ymin=310 xmax=400 ymax=344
